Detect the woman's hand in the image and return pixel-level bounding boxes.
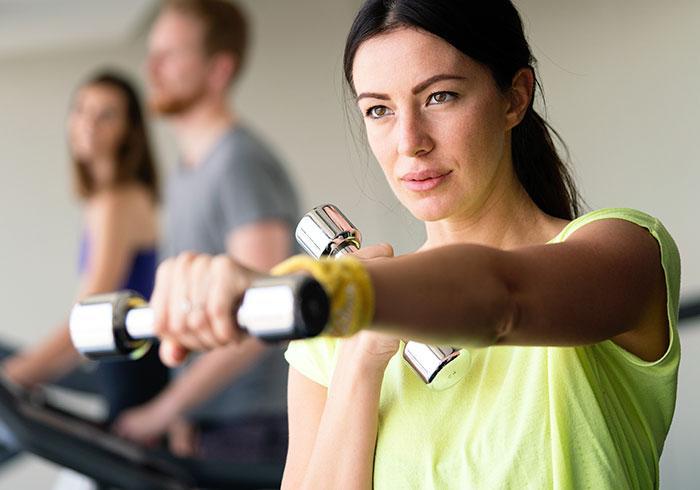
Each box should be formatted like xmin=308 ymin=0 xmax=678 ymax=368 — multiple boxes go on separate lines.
xmin=2 ymin=356 xmax=37 ymax=389
xmin=152 ymin=244 xmax=396 ymax=367
xmin=342 ymin=243 xmax=400 ymax=367
xmin=112 ymin=401 xmax=172 ymax=447
xmin=151 ymin=252 xmax=262 ymax=367
xmin=342 ymin=331 xmax=401 ymax=368
xmin=167 ymin=417 xmax=198 ymax=458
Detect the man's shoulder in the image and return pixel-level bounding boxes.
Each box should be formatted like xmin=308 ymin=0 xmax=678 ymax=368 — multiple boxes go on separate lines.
xmin=214 ymin=125 xmax=283 ymax=171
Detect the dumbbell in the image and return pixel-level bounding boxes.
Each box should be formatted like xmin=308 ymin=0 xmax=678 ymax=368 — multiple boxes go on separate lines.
xmin=69 ymin=274 xmax=329 ymax=360
xmin=71 ymin=204 xmax=462 ymax=385
xmin=297 ymin=204 xmax=461 ymax=385
xmin=69 ymin=207 xmax=356 ymax=361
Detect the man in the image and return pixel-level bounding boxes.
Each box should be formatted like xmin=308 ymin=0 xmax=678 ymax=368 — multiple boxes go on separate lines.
xmin=113 ymin=0 xmax=298 ymax=464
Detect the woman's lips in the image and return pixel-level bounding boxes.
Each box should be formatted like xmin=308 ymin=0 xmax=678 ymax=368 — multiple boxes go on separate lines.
xmin=400 ymin=170 xmax=452 ymax=192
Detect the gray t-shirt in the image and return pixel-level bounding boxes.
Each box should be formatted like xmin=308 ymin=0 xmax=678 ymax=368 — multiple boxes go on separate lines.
xmin=164 ymin=125 xmax=299 ymax=421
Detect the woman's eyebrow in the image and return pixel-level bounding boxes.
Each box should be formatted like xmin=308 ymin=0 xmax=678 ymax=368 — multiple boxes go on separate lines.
xmin=412 ymin=74 xmax=467 ymax=94
xmin=356 ymin=74 xmax=467 ymax=102
xmin=356 ymin=92 xmax=390 ymax=102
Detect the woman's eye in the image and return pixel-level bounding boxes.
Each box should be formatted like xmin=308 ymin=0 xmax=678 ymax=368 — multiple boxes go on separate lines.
xmin=366 ymin=105 xmax=393 ymax=119
xmin=98 ymin=110 xmax=119 ymax=122
xmin=427 ymin=91 xmax=457 ymax=105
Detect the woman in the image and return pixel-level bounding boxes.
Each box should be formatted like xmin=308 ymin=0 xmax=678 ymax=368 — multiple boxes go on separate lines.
xmin=3 ymin=71 xmax=169 ymax=425
xmin=149 ymin=1 xmax=680 ymax=488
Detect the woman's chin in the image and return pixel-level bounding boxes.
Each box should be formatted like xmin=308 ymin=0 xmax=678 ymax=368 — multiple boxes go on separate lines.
xmin=73 ymin=148 xmax=94 ymax=161
xmin=402 ymin=198 xmax=456 ymax=223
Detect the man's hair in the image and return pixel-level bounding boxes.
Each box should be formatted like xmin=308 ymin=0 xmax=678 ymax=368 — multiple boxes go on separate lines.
xmin=163 ymin=0 xmax=249 ymax=81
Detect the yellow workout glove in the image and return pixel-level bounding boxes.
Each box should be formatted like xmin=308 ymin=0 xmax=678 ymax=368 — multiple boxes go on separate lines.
xmin=271 ymin=255 xmax=374 ymax=337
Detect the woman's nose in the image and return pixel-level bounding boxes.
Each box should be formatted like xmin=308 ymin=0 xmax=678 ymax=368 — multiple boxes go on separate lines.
xmin=396 ymin=112 xmax=434 ymax=157
xmin=75 ymin=113 xmax=98 ymax=136
xmin=81 ymin=116 xmax=97 ymax=132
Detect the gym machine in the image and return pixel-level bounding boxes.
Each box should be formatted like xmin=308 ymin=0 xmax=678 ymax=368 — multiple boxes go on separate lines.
xmin=0 ymin=372 xmax=282 ymax=489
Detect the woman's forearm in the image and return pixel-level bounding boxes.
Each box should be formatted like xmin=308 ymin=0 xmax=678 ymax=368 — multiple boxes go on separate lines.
xmin=301 ymin=342 xmax=387 ymax=490
xmin=3 ymin=324 xmax=82 ymax=387
xmin=366 ymin=244 xmax=516 ymax=347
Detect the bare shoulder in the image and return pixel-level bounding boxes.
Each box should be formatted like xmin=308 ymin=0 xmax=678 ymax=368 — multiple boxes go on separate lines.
xmin=86 ymin=185 xmax=157 ymax=236
xmin=542 ymin=217 xmax=665 ymax=294
xmin=85 ymin=190 xmax=124 ymax=222
xmin=563 ymin=217 xmax=668 ymax=359
xmin=93 ymin=185 xmax=155 ymax=214
xmin=115 ymin=183 xmax=156 ymax=209
xmin=563 ymin=217 xmax=661 ymax=261
xmin=501 ymin=213 xmax=670 ymax=358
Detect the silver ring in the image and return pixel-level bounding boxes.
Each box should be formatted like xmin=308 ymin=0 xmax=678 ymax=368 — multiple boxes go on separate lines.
xmin=180 ymin=299 xmax=192 ymax=314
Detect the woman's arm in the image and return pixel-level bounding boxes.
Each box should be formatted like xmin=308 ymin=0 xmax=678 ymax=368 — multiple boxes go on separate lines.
xmin=368 ymin=218 xmax=668 ymax=361
xmin=151 ymin=219 xmax=667 ymax=365
xmin=282 ymin=369 xmax=327 ymax=489
xmin=282 ymin=246 xmax=399 ymax=489
xmin=2 ymin=326 xmax=78 ymax=387
xmin=3 ymin=192 xmax=138 ymax=386
xmin=282 ymin=333 xmax=397 ymax=490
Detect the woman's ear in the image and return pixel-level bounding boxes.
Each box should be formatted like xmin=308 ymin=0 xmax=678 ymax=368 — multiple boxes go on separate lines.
xmin=505 ymin=67 xmax=534 ymax=130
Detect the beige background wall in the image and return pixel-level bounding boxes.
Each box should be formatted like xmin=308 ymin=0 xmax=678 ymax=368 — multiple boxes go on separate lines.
xmin=0 ymin=0 xmax=697 ymax=487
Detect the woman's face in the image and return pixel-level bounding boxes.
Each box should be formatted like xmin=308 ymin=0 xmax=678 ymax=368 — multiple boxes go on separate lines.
xmin=352 ymin=27 xmax=519 ymax=223
xmin=68 ymin=84 xmax=128 ymax=170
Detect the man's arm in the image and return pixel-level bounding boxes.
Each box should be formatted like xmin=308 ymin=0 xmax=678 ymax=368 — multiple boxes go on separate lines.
xmin=162 ymin=218 xmax=293 ymax=408
xmin=114 ymin=219 xmax=292 ymax=443
xmin=226 ymin=219 xmax=293 ymax=270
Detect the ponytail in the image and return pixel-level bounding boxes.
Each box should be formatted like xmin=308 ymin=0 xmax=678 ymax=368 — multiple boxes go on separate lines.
xmin=512 ymin=107 xmax=581 ymax=220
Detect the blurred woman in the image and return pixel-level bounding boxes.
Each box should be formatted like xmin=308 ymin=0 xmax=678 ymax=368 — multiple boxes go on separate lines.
xmin=3 ymin=70 xmax=168 ymax=425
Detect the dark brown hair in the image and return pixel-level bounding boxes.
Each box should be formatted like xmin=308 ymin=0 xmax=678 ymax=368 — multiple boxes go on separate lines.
xmin=344 ymin=0 xmax=581 ymax=220
xmin=163 ymin=0 xmax=249 ymax=81
xmin=71 ymin=71 xmax=159 ymax=201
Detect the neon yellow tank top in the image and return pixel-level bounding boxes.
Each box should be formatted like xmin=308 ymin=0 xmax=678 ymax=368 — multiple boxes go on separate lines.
xmin=285 ymin=208 xmax=681 ymax=489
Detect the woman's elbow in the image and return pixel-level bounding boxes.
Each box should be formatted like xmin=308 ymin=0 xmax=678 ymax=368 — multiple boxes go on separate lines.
xmin=453 ymin=272 xmax=519 ymax=347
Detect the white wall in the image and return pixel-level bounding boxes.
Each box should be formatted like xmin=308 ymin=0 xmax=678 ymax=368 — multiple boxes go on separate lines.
xmin=660 ymin=322 xmax=700 ymax=488
xmin=0 ymin=0 xmax=698 ymax=487
xmin=516 ymin=2 xmax=700 ymax=486
xmin=518 ymin=0 xmax=700 ymax=292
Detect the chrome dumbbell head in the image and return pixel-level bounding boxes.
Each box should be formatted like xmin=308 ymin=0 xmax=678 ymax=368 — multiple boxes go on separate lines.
xmin=402 ymin=342 xmax=462 ymax=385
xmin=238 ymin=274 xmax=329 ymax=341
xmin=69 ymin=291 xmax=152 ymax=361
xmin=295 ymin=204 xmax=361 ymax=258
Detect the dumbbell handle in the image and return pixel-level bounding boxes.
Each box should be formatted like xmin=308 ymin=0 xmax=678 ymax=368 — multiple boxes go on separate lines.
xmin=122 ymin=307 xmax=154 ymax=340
xmin=70 ymin=274 xmax=329 ymax=359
